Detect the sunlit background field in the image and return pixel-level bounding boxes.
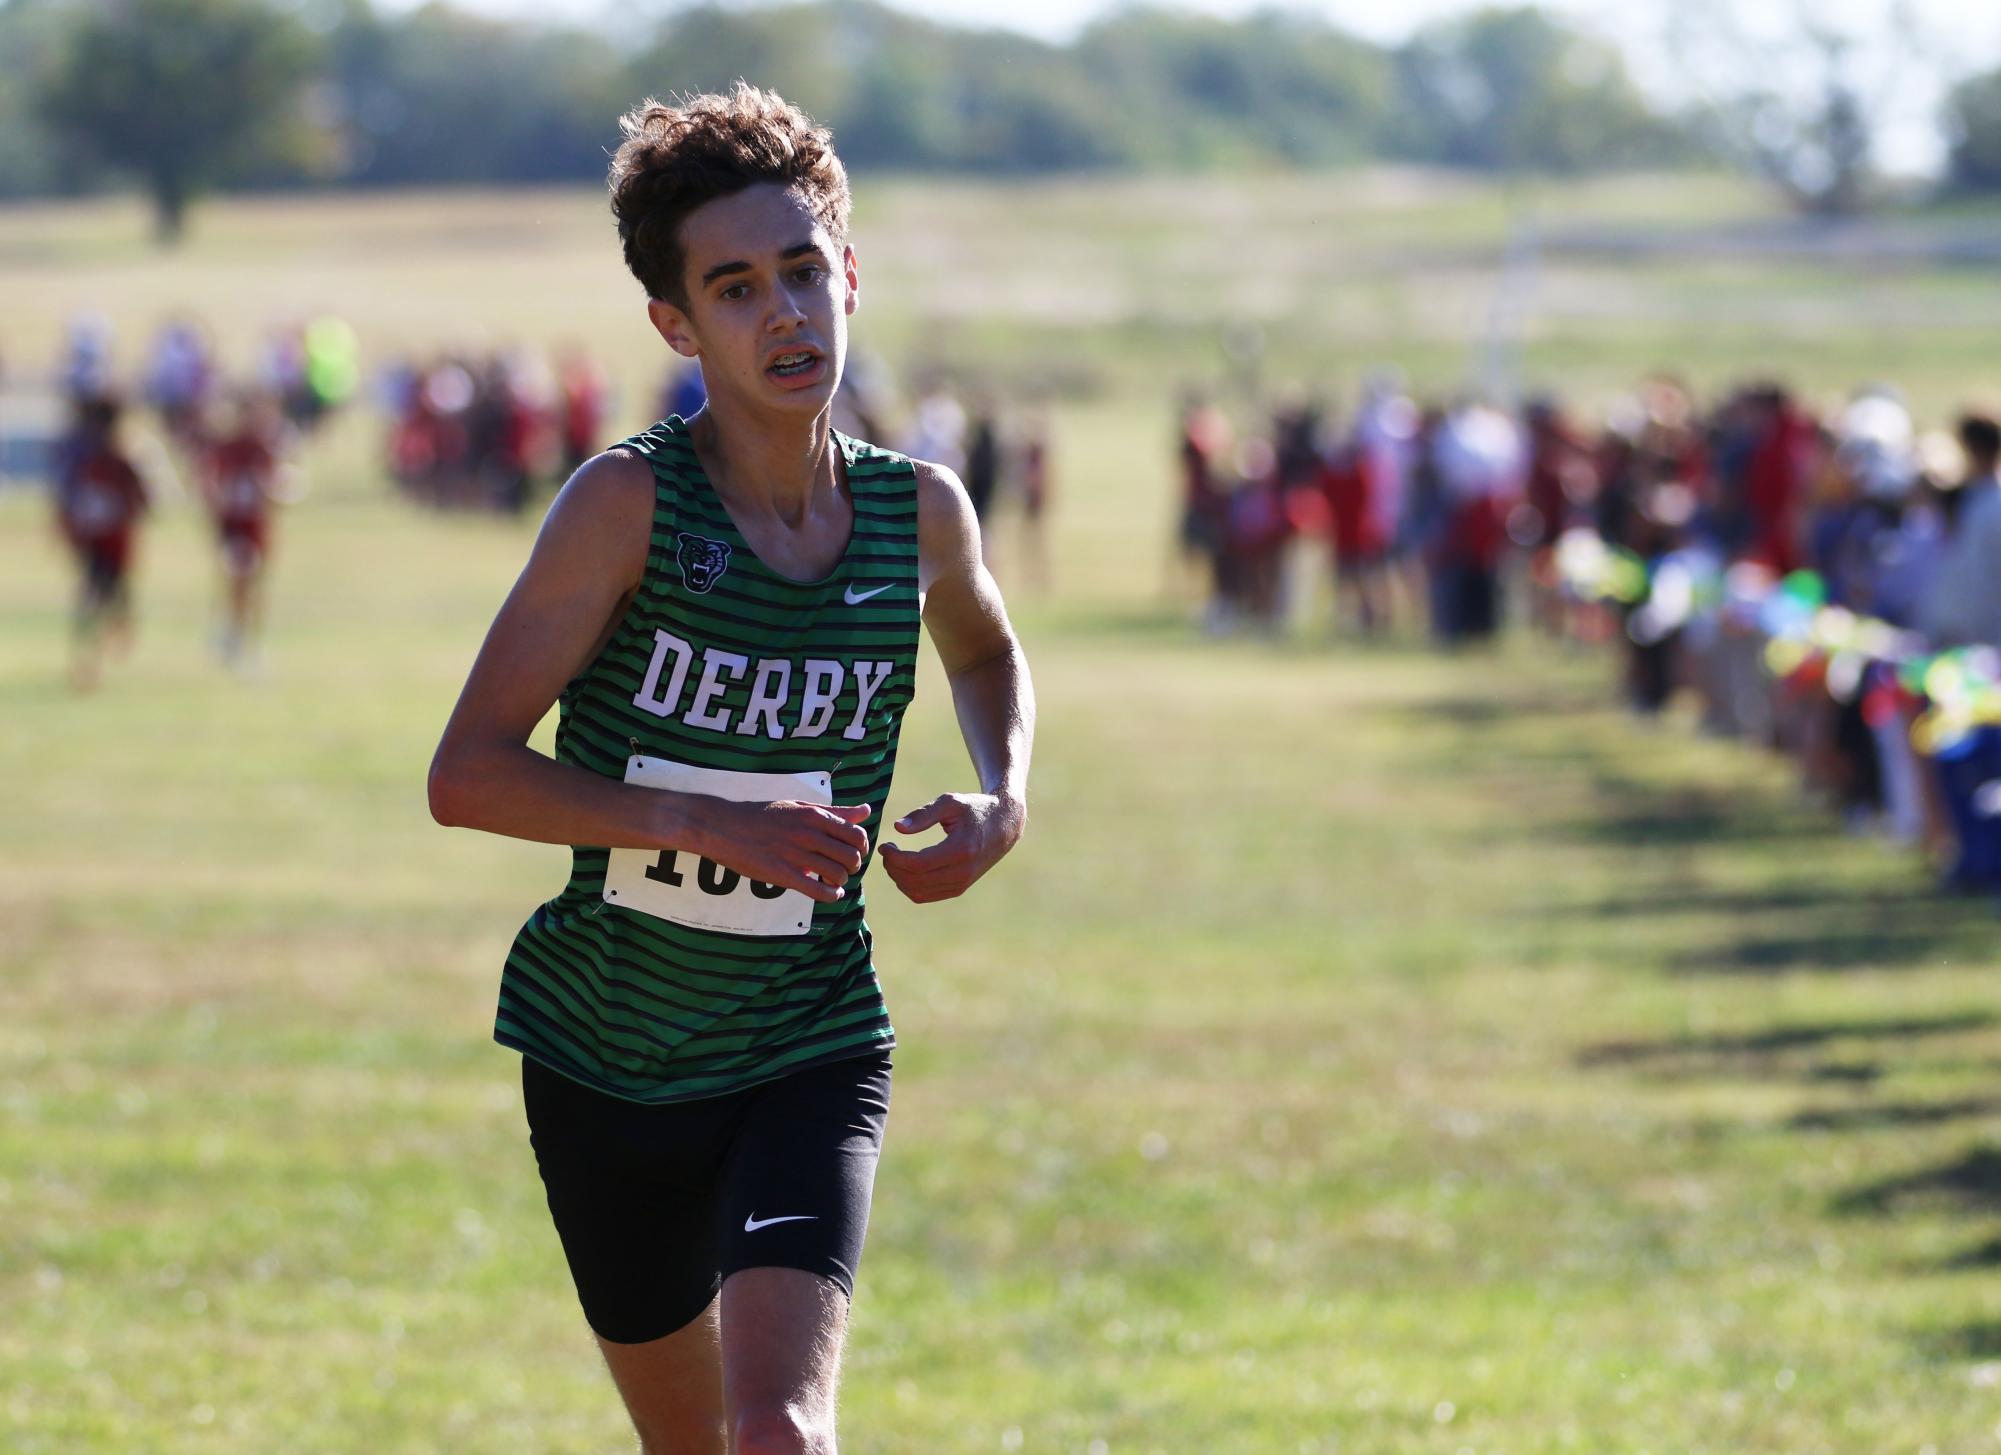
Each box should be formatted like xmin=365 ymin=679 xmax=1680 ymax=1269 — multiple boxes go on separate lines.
xmin=7 ymin=173 xmax=2001 ymax=1452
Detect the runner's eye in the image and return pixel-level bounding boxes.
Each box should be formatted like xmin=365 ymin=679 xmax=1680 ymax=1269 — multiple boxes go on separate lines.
xmin=720 ymin=283 xmax=750 ymax=302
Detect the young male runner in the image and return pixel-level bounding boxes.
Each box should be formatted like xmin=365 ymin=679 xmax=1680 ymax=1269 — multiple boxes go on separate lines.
xmin=54 ymin=393 xmax=149 ymax=692
xmin=200 ymin=388 xmax=289 ymax=673
xmin=428 ymin=85 xmax=1034 ymax=1454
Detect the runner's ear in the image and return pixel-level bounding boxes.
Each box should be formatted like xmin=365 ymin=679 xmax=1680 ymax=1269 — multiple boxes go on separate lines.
xmin=647 ymin=298 xmax=700 ymax=359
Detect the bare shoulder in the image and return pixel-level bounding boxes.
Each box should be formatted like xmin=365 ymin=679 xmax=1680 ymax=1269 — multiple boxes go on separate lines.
xmin=904 ymin=456 xmax=989 ymax=601
xmin=553 ymin=445 xmax=656 ymax=524
xmin=534 ymin=446 xmax=657 ymax=581
xmin=906 ymin=455 xmax=979 ymax=546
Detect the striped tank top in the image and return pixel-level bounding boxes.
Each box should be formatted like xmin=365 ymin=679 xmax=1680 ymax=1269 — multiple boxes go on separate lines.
xmin=496 ymin=415 xmax=917 ymax=1104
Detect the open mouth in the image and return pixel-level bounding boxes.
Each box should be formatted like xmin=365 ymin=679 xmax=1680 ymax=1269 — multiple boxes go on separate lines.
xmin=768 ymin=350 xmax=820 ymax=378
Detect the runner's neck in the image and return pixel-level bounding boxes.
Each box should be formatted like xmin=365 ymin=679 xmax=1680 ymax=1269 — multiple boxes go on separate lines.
xmin=689 ymin=399 xmax=842 ymax=526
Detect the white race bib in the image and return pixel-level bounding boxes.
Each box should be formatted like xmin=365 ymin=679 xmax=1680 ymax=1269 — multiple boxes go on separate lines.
xmin=603 ymin=757 xmax=832 ymax=936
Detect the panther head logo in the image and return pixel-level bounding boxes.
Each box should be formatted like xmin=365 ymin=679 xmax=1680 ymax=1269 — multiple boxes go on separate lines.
xmin=675 ymin=534 xmax=732 ymax=594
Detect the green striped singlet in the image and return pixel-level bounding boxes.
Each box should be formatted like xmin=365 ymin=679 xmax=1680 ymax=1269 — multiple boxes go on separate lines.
xmin=496 ymin=415 xmax=918 ymax=1104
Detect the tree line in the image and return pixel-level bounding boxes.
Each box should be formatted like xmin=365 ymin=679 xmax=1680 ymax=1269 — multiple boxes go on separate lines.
xmin=4 ymin=0 xmax=2001 ymax=241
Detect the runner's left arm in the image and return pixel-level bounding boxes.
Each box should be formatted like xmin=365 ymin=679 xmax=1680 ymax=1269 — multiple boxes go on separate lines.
xmin=877 ymin=460 xmax=1034 ymax=904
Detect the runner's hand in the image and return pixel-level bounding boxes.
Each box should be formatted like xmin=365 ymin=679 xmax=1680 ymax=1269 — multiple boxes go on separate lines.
xmin=877 ymin=792 xmax=1025 ymax=903
xmin=691 ymin=799 xmax=871 ymax=903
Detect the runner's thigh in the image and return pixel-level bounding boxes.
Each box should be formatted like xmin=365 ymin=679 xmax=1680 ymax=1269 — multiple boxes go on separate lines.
xmin=721 ymin=1267 xmax=849 ymax=1449
xmin=520 ymin=1055 xmax=736 ymax=1343
xmin=596 ymin=1296 xmax=726 ymax=1455
xmin=714 ymin=1051 xmax=892 ymax=1298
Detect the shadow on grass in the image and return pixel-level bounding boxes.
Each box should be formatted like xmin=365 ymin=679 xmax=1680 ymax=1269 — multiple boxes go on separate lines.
xmin=1801 ymin=1061 xmax=1886 ymax=1085
xmin=1386 ymin=696 xmax=1659 ymax=790
xmin=1940 ymin=1236 xmax=2001 ymax=1271
xmin=1530 ymin=755 xmax=1995 ymax=974
xmin=1545 ymin=792 xmax=1825 ymax=849
xmin=1669 ymin=924 xmax=1979 ymax=975
xmin=1407 ymin=692 xmax=1611 ymax=728
xmin=1579 ymin=1012 xmax=1995 ymax=1072
xmin=1835 ymin=1145 xmax=2001 ymax=1216
xmin=1419 ymin=695 xmax=1509 ymax=727
xmin=1912 ymin=1319 xmax=2001 ymax=1359
xmin=1789 ymin=1097 xmax=2001 ymax=1132
xmin=1578 ymin=884 xmax=1927 ymax=919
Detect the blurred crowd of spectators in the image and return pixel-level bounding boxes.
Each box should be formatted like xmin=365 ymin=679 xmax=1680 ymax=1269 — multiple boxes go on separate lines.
xmin=1176 ymin=379 xmax=1528 ymax=642
xmin=1550 ymin=379 xmax=2001 ymax=895
xmin=1176 ymin=372 xmax=2001 ymax=893
xmin=380 ymin=347 xmax=1053 ymax=583
xmin=383 ymin=347 xmax=609 ymax=512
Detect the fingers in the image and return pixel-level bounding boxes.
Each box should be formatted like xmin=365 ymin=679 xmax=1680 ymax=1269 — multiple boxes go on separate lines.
xmin=774 ymin=803 xmax=871 ymax=894
xmin=804 ymin=845 xmax=862 ymax=887
xmin=879 ymin=860 xmax=966 ymax=903
xmin=894 ymin=795 xmax=961 ymax=835
xmin=879 ymin=796 xmax=979 ymax=902
xmin=877 ymin=838 xmax=977 ymax=903
xmin=790 ymin=873 xmax=845 ymax=904
xmin=710 ymin=795 xmax=993 ymax=906
xmin=876 ymin=837 xmax=971 ymax=875
xmin=808 ymin=808 xmax=872 ymax=864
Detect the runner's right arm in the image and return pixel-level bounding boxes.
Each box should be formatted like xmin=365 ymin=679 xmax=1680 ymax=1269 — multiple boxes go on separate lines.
xmin=428 ymin=450 xmax=867 ymax=901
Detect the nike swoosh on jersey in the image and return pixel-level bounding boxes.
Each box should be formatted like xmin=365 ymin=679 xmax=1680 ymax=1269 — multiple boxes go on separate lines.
xmin=744 ymin=1212 xmax=819 ymax=1233
xmin=843 ymin=583 xmax=893 ymax=605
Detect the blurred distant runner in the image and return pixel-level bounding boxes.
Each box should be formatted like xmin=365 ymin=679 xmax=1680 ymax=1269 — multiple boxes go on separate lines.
xmin=54 ymin=394 xmax=149 ymax=692
xmin=201 ymin=389 xmax=292 ymax=674
xmin=1019 ymin=406 xmax=1053 ymax=590
xmin=428 ymin=84 xmax=1035 ymax=1453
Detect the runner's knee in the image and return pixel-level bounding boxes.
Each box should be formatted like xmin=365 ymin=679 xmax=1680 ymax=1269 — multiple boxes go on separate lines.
xmin=731 ymin=1402 xmax=829 ymax=1455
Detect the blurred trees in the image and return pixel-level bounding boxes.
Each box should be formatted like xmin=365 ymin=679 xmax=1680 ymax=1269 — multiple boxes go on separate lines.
xmin=31 ymin=0 xmax=1986 ymax=224
xmin=14 ymin=0 xmax=1684 ymax=203
xmin=33 ymin=0 xmax=317 ymax=239
xmin=1664 ymin=0 xmax=1935 ymax=215
xmin=318 ymin=0 xmax=621 ymax=184
xmin=1390 ymin=7 xmax=1692 ymax=173
xmin=0 ymin=0 xmax=75 ymax=200
xmin=1944 ymin=68 xmax=2001 ymax=193
xmin=1079 ymin=10 xmax=1390 ymax=167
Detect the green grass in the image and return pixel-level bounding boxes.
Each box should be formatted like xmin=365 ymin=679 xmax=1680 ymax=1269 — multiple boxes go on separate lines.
xmin=6 ymin=168 xmax=2000 ymax=417
xmin=6 ymin=172 xmax=2001 ymax=1451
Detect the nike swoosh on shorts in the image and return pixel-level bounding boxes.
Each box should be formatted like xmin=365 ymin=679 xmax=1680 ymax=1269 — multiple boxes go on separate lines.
xmin=744 ymin=1213 xmax=819 ymax=1233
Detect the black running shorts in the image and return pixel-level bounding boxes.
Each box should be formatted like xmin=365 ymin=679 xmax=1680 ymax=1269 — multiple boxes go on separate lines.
xmin=520 ymin=1050 xmax=892 ymax=1345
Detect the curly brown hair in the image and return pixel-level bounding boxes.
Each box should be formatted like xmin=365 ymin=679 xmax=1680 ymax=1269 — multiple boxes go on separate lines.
xmin=608 ymin=83 xmax=852 ymax=309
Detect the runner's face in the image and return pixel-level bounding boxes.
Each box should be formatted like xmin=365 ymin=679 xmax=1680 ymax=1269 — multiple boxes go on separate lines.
xmin=651 ymin=183 xmax=857 ymax=416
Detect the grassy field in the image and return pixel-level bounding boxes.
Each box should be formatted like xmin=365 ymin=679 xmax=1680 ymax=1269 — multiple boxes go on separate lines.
xmin=6 ymin=173 xmax=2001 ymax=1452
xmin=6 ymin=168 xmax=2001 ymax=422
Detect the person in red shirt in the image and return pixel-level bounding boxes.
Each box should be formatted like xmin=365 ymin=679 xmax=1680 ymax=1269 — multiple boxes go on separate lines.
xmin=1321 ymin=434 xmax=1393 ymax=635
xmin=201 ymin=389 xmax=290 ymax=671
xmin=556 ymin=347 xmax=610 ymax=475
xmin=1744 ymin=384 xmax=1813 ymax=574
xmin=55 ymin=394 xmax=150 ymax=691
